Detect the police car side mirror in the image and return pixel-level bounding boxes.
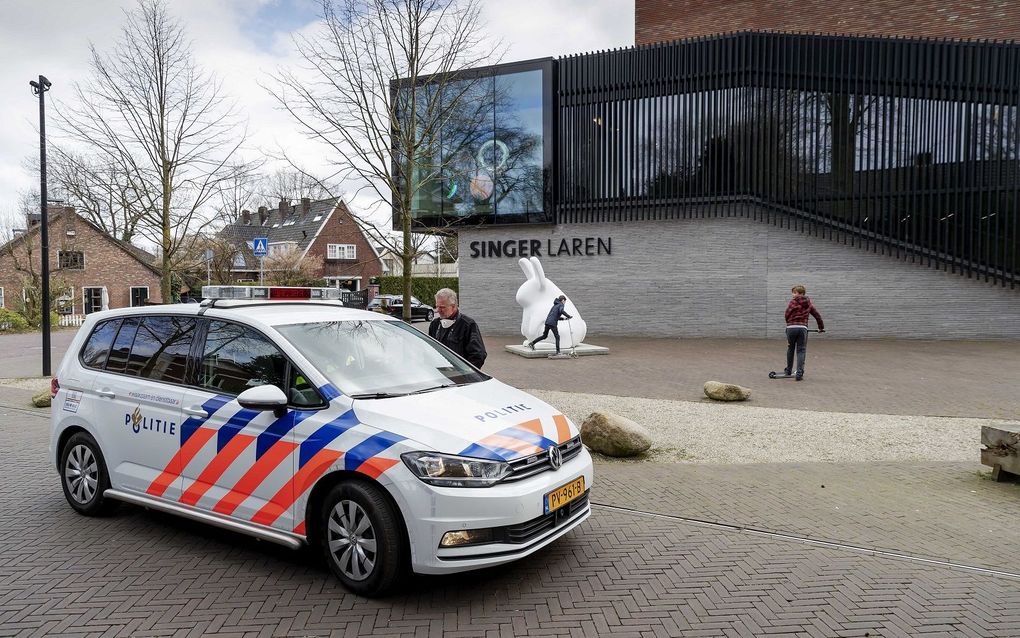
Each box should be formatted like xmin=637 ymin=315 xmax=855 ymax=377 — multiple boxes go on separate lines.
xmin=237 ymin=385 xmax=289 ymax=418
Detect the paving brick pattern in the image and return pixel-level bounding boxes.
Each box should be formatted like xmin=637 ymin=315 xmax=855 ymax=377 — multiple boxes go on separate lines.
xmin=4 ymin=411 xmax=1020 ymax=637
xmin=594 ymin=462 xmax=1020 ymax=574
xmin=477 ymin=335 xmax=1020 ymax=420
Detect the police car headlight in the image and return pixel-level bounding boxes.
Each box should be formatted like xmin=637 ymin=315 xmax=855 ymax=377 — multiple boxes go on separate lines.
xmin=401 ymin=452 xmax=510 ymax=487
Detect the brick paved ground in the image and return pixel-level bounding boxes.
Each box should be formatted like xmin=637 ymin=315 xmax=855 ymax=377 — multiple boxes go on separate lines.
xmin=479 ymin=335 xmax=1020 ymax=420
xmin=594 ymin=462 xmax=1020 ymax=574
xmin=4 ymin=408 xmax=1019 ymax=637
xmin=7 ymin=329 xmax=1020 ymax=419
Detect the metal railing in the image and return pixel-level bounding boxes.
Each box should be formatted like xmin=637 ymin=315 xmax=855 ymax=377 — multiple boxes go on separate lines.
xmin=556 ymin=32 xmax=1020 ymax=287
xmin=338 ymin=289 xmax=369 ymax=309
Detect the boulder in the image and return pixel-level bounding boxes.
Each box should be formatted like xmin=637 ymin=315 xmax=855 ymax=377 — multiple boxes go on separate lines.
xmin=580 ymin=411 xmax=652 ymax=457
xmin=32 ymin=391 xmax=51 ymax=408
xmin=703 ymin=381 xmax=751 ymax=402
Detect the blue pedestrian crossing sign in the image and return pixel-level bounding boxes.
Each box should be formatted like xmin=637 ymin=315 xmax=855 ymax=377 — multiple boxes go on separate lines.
xmin=252 ymin=237 xmax=268 ymax=257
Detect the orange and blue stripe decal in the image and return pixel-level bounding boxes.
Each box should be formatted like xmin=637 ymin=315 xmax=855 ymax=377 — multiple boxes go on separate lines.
xmin=179 ymin=433 xmax=256 ymax=506
xmin=257 ymin=431 xmax=406 ymax=529
xmin=179 ymin=408 xmax=300 ymax=507
xmin=213 ymin=409 xmax=356 ymax=518
xmin=553 ymin=415 xmax=572 ymax=444
xmin=213 ymin=439 xmax=298 ymax=516
xmin=256 ymin=410 xmax=316 ymax=459
xmin=179 ymin=395 xmax=232 ymax=446
xmin=459 ymin=416 xmax=572 ymax=461
xmin=252 ymin=447 xmax=343 ymax=526
xmin=215 ymin=408 xmax=261 ymax=451
xmin=147 ymin=394 xmax=231 ymax=497
xmin=299 ymin=410 xmax=360 ymax=468
xmin=344 ymin=431 xmax=405 ymax=472
xmin=319 ymin=384 xmax=341 ymax=401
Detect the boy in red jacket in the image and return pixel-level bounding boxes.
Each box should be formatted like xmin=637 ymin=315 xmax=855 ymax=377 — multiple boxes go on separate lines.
xmin=784 ymin=285 xmax=824 ymax=380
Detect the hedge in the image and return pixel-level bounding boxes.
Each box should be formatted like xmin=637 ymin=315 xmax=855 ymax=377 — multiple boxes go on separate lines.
xmin=0 ymin=308 xmax=30 ymax=333
xmin=377 ymin=277 xmax=459 ymax=304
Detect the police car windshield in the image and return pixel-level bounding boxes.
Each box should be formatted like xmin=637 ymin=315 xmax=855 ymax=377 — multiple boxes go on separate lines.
xmin=276 ymin=320 xmax=488 ymax=397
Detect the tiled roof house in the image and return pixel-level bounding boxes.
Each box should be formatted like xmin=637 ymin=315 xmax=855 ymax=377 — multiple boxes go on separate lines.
xmin=217 ymin=198 xmax=383 ymax=290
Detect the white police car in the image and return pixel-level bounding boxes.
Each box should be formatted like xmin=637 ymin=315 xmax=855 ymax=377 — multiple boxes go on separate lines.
xmin=50 ymin=286 xmax=593 ymax=596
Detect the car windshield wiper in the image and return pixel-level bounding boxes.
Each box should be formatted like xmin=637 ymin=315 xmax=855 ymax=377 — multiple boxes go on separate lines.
xmin=349 ymin=391 xmax=410 ymax=399
xmin=406 ymin=384 xmax=456 ymax=395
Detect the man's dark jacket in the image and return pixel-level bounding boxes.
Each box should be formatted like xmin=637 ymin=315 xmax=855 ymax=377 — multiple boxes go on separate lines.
xmin=428 ymin=313 xmax=487 ymax=369
xmin=545 ymin=299 xmax=571 ymax=326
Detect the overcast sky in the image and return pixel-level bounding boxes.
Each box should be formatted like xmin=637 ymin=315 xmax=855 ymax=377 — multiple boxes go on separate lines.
xmin=0 ymin=0 xmax=633 ymax=232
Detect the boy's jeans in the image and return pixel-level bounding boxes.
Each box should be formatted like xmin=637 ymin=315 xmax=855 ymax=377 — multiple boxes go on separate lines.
xmin=785 ymin=327 xmax=808 ymax=376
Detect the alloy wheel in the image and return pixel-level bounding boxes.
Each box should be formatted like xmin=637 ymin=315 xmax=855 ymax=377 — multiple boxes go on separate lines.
xmin=327 ymin=500 xmax=377 ymax=581
xmin=65 ymin=444 xmax=98 ymax=504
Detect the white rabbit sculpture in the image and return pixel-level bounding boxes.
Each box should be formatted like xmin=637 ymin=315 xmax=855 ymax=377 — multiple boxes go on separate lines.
xmin=516 ymin=256 xmax=587 ymax=349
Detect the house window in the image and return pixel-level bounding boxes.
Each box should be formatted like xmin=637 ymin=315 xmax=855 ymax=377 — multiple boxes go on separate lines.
xmin=58 ymin=250 xmax=85 ymax=270
xmin=233 ymin=253 xmax=246 ymax=268
xmin=83 ymin=287 xmax=104 ymax=315
xmin=0 ymin=287 xmax=4 ymax=309
xmin=130 ymin=286 xmax=149 ymax=307
xmin=56 ymin=288 xmax=74 ymax=315
xmin=327 ymin=244 xmax=356 ymax=260
xmin=269 ymin=242 xmax=297 ymax=257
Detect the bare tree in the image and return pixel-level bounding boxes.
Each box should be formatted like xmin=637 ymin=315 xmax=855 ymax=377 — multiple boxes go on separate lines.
xmin=213 ymin=162 xmax=265 ymax=226
xmin=174 ymin=234 xmax=242 ymax=287
xmin=269 ymin=0 xmax=500 ymax=320
xmin=55 ymin=0 xmax=249 ymax=302
xmin=45 ymin=149 xmax=146 ymax=242
xmin=259 ymin=168 xmax=332 ymax=203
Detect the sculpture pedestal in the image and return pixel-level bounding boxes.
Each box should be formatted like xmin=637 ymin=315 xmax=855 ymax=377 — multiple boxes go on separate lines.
xmin=504 ymin=343 xmax=610 ymax=358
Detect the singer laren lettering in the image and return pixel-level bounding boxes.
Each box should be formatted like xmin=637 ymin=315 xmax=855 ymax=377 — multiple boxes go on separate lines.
xmin=468 ymin=237 xmax=611 ymax=258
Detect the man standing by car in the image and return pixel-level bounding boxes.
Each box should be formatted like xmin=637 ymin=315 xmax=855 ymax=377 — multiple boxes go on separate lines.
xmin=429 ymin=288 xmax=487 ymax=369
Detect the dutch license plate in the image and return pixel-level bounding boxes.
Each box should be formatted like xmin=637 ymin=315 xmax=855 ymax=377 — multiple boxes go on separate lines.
xmin=543 ymin=476 xmax=585 ymax=515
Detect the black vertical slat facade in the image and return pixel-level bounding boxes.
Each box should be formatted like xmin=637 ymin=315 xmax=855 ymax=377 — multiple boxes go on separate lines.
xmin=554 ymin=31 xmax=1020 ymax=288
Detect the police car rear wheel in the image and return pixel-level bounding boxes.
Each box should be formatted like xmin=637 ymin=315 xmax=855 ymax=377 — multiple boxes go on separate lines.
xmin=61 ymin=432 xmax=116 ymax=516
xmin=320 ymin=481 xmax=404 ymax=596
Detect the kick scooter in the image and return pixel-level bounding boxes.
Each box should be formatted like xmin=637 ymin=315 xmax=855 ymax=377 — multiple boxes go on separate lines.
xmin=548 ymin=319 xmax=579 ymax=359
xmin=769 ymin=329 xmax=824 ymax=378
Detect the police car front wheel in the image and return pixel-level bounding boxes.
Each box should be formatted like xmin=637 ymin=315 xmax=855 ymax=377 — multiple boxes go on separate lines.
xmin=319 ymin=480 xmax=405 ymax=596
xmin=60 ymin=432 xmax=117 ymax=516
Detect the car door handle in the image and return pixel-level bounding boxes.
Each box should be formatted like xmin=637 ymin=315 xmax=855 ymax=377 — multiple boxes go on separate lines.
xmin=95 ymin=389 xmax=115 ymax=399
xmin=183 ymin=406 xmax=208 ymax=418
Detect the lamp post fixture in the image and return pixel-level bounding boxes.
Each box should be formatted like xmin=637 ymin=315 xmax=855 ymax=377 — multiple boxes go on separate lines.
xmin=29 ymin=75 xmax=52 ymax=377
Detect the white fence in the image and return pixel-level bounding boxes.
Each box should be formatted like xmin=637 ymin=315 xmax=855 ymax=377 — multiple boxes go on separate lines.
xmin=409 ymin=262 xmax=459 ymax=277
xmin=58 ymin=314 xmax=86 ymax=328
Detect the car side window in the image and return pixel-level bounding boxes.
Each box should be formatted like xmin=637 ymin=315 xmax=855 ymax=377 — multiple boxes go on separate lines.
xmin=105 ymin=318 xmax=139 ymax=374
xmin=125 ymin=316 xmax=197 ymax=384
xmin=199 ymin=321 xmax=287 ymax=396
xmin=289 ymin=366 xmax=326 ymax=408
xmin=80 ymin=320 xmax=121 ymax=370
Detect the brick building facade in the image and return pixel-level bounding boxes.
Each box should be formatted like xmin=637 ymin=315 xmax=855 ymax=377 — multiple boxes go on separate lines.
xmin=0 ymin=207 xmax=162 ymax=317
xmin=218 ymin=199 xmax=383 ymax=290
xmin=636 ymin=0 xmax=1020 ymax=45
xmin=305 ymin=203 xmax=384 ymax=289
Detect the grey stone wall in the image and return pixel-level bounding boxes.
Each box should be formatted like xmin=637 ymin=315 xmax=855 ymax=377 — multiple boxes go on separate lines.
xmin=458 ymin=208 xmax=1020 ymax=339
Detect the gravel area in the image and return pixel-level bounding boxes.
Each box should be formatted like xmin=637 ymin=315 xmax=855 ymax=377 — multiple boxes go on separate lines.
xmin=0 ymin=377 xmax=50 ymax=392
xmin=2 ymin=376 xmax=997 ymax=466
xmin=528 ymin=389 xmax=1000 ymax=465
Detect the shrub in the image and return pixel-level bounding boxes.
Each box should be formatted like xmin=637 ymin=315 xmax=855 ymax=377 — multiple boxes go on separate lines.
xmin=0 ymin=308 xmax=30 ymax=333
xmin=377 ymin=277 xmax=459 ymax=304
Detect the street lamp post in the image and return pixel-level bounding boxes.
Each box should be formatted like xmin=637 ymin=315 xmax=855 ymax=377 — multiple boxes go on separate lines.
xmin=30 ymin=75 xmax=52 ymax=377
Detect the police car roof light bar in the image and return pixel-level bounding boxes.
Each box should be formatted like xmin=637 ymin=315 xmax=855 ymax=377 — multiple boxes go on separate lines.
xmin=201 ymin=286 xmax=343 ymax=302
